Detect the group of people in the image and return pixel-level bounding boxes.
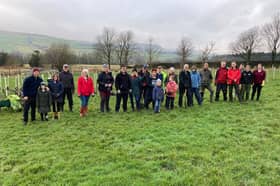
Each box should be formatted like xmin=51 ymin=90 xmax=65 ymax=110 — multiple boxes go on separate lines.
xmin=22 ymin=61 xmax=266 ymax=125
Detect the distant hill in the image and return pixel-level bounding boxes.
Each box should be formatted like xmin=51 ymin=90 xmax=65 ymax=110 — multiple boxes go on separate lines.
xmin=0 ymin=30 xmax=203 ymax=62
xmin=0 ymin=30 xmax=94 ymax=54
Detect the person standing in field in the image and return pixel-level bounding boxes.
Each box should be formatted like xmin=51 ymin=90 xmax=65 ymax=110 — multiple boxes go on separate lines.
xmin=97 ymin=64 xmax=114 ymax=113
xmin=77 ymin=69 xmax=95 ymax=117
xmin=48 ymin=74 xmax=64 ymax=119
xmin=165 ymin=75 xmax=178 ymax=110
xmin=251 ymin=64 xmax=266 ymax=101
xmin=200 ymin=62 xmax=214 ymax=103
xmin=164 ymin=67 xmax=178 ymax=86
xmin=227 ymin=61 xmax=241 ymax=102
xmin=115 ymin=65 xmax=131 ymax=112
xmin=178 ymin=64 xmax=192 ymax=107
xmin=152 ymin=79 xmax=164 ymax=113
xmin=139 ymin=64 xmax=150 ymax=106
xmin=59 ymin=64 xmax=75 ymax=112
xmin=240 ymin=64 xmax=253 ymax=101
xmin=144 ymin=68 xmax=158 ymax=109
xmin=215 ymin=61 xmax=228 ymax=101
xmin=190 ymin=65 xmax=202 ymax=106
xmin=22 ymin=68 xmax=43 ymax=125
xmin=156 ymin=66 xmax=164 ymax=82
xmin=130 ymin=68 xmax=142 ymax=111
xmin=36 ymin=82 xmax=52 ymax=121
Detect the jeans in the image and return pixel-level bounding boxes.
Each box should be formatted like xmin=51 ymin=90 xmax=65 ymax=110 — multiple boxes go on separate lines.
xmin=80 ymin=95 xmax=90 ymax=107
xmin=191 ymin=88 xmax=202 ymax=105
xmin=154 ymin=99 xmax=161 ymax=113
xmin=115 ymin=92 xmax=129 ymax=112
xmin=23 ymin=97 xmax=36 ymax=122
xmin=251 ymin=84 xmax=263 ymax=101
xmin=130 ymin=93 xmax=141 ymax=111
xmin=215 ymin=83 xmax=227 ymax=101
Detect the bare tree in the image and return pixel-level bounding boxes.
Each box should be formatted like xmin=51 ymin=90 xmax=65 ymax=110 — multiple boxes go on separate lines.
xmin=44 ymin=43 xmax=74 ymax=71
xmin=263 ymin=12 xmax=280 ymax=64
xmin=145 ymin=38 xmax=161 ymax=65
xmin=230 ymin=26 xmax=261 ymax=63
xmin=115 ymin=30 xmax=135 ymax=67
xmin=177 ymin=37 xmax=193 ymax=68
xmin=200 ymin=41 xmax=215 ymax=63
xmin=95 ymin=27 xmax=116 ymax=69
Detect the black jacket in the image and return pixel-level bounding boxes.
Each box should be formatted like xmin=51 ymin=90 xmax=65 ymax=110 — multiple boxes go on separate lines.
xmin=36 ymin=89 xmax=52 ymax=113
xmin=115 ymin=72 xmax=131 ymax=93
xmin=22 ymin=76 xmax=43 ymax=97
xmin=179 ymin=70 xmax=192 ymax=88
xmin=97 ymin=72 xmax=114 ymax=92
xmin=240 ymin=71 xmax=253 ymax=84
xmin=59 ymin=71 xmax=74 ymax=89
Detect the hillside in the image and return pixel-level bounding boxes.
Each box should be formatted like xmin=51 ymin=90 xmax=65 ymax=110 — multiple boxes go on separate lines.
xmin=0 ymin=30 xmax=93 ymax=54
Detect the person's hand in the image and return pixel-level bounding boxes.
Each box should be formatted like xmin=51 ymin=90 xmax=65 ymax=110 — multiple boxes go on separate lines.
xmin=108 ymin=84 xmax=112 ymax=87
xmin=46 ymin=87 xmax=50 ymax=91
xmin=117 ymin=90 xmax=121 ymax=94
xmin=129 ymin=89 xmax=132 ymax=93
xmin=56 ymin=93 xmax=60 ymax=97
xmin=23 ymin=96 xmax=28 ymax=101
xmin=91 ymin=93 xmax=95 ymax=97
xmin=77 ymin=94 xmax=81 ymax=97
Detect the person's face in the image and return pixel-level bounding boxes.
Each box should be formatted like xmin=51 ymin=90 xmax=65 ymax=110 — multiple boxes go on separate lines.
xmin=152 ymin=71 xmax=157 ymax=77
xmin=33 ymin=71 xmax=40 ymax=77
xmin=221 ymin=62 xmax=226 ymax=68
xmin=121 ymin=67 xmax=126 ymax=73
xmin=184 ymin=65 xmax=189 ymax=71
xmin=231 ymin=62 xmax=237 ymax=68
xmin=257 ymin=64 xmax=262 ymax=70
xmin=204 ymin=63 xmax=209 ymax=69
xmin=157 ymin=67 xmax=162 ymax=73
xmin=53 ymin=75 xmax=58 ymax=81
xmin=63 ymin=66 xmax=69 ymax=72
xmin=156 ymin=81 xmax=161 ymax=86
xmin=41 ymin=85 xmax=46 ymax=90
xmin=245 ymin=65 xmax=250 ymax=71
xmin=103 ymin=67 xmax=109 ymax=73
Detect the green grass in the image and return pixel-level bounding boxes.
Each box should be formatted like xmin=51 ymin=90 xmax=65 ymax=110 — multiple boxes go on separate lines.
xmin=0 ymin=71 xmax=280 ymax=185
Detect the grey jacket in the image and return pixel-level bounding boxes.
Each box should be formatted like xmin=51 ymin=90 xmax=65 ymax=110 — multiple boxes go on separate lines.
xmin=36 ymin=90 xmax=52 ymax=114
xmin=200 ymin=69 xmax=213 ymax=85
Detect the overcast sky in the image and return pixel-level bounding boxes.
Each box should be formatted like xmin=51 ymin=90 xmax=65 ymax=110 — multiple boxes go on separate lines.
xmin=0 ymin=0 xmax=279 ymax=53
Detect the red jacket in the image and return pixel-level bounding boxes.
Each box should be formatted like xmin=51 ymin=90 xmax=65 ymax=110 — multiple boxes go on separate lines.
xmin=77 ymin=76 xmax=95 ymax=96
xmin=227 ymin=68 xmax=241 ymax=85
xmin=215 ymin=67 xmax=228 ymax=84
xmin=166 ymin=81 xmax=178 ymax=98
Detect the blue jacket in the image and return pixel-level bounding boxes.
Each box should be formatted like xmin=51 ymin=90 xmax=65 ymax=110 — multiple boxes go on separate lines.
xmin=22 ymin=75 xmax=43 ymax=97
xmin=152 ymin=86 xmax=164 ymax=101
xmin=48 ymin=80 xmax=64 ymax=103
xmin=191 ymin=71 xmax=201 ymax=88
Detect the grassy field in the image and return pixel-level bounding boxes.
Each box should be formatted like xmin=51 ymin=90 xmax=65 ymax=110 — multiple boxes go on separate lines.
xmin=0 ymin=70 xmax=280 ymax=185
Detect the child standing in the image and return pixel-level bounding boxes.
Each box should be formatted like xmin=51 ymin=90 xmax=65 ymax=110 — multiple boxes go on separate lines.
xmin=251 ymin=64 xmax=266 ymax=101
xmin=152 ymin=79 xmax=164 ymax=113
xmin=48 ymin=74 xmax=64 ymax=119
xmin=130 ymin=69 xmax=142 ymax=111
xmin=165 ymin=76 xmax=178 ymax=109
xmin=36 ymin=82 xmax=52 ymax=121
xmin=190 ymin=65 xmax=202 ymax=106
xmin=240 ymin=64 xmax=253 ymax=101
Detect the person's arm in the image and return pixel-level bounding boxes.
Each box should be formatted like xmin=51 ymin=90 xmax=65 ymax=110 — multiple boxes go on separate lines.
xmin=115 ymin=74 xmax=120 ymax=91
xmin=48 ymin=91 xmax=52 ymax=106
xmin=152 ymin=88 xmax=156 ymax=101
xmin=71 ymin=74 xmax=75 ymax=93
xmin=58 ymin=83 xmax=64 ymax=96
xmin=77 ymin=78 xmax=81 ymax=96
xmin=36 ymin=92 xmax=40 ymax=109
xmin=97 ymin=73 xmax=104 ymax=85
xmin=215 ymin=69 xmax=219 ymax=83
xmin=91 ymin=78 xmax=95 ymax=95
